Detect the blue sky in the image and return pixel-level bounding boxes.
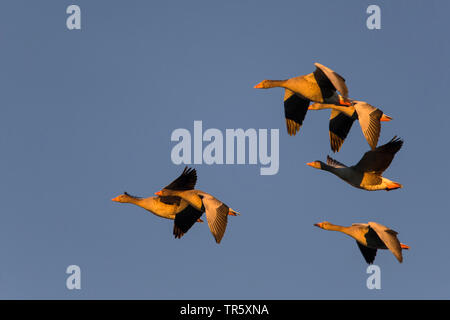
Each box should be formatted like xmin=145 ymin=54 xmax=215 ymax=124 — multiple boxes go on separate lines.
xmin=0 ymin=0 xmax=449 ymax=299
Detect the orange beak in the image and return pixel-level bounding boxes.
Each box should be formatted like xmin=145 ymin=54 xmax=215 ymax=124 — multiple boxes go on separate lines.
xmin=380 ymin=114 xmax=392 ymax=122
xmin=155 ymin=191 xmax=162 ymax=196
xmin=306 ymin=162 xmax=315 ymax=167
xmin=386 ymin=181 xmax=403 ymax=191
xmin=314 ymin=223 xmax=323 ymax=228
xmin=111 ymin=196 xmax=120 ymax=202
xmin=400 ymin=243 xmax=410 ymax=250
xmin=254 ymin=81 xmax=264 ymax=89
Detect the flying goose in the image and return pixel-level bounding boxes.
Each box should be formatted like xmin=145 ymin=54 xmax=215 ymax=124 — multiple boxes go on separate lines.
xmin=254 ymin=63 xmax=351 ymax=136
xmin=112 ymin=192 xmax=204 ymax=239
xmin=314 ymin=221 xmax=410 ymax=264
xmin=155 ymin=167 xmax=239 ymax=244
xmin=308 ymin=101 xmax=392 ymax=152
xmin=307 ymin=136 xmax=403 ymax=191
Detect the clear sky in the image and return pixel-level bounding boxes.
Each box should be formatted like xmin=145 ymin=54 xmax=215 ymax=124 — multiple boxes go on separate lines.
xmin=0 ymin=0 xmax=448 ymax=299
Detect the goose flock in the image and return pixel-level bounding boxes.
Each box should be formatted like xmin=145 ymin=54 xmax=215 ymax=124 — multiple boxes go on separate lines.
xmin=112 ymin=62 xmax=408 ymax=265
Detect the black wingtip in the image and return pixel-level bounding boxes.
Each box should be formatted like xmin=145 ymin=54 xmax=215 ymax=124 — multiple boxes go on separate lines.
xmin=164 ymin=166 xmax=197 ymax=191
xmin=173 ymin=225 xmax=185 ymax=239
xmin=385 ymin=136 xmax=404 ymax=153
xmin=389 ymin=135 xmax=403 ymax=144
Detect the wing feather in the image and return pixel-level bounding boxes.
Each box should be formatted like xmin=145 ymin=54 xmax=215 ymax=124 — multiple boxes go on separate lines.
xmin=159 ymin=195 xmax=182 ymax=205
xmin=314 ymin=63 xmax=348 ymax=98
xmin=353 ymin=102 xmax=383 ymax=150
xmin=164 ymin=167 xmax=197 ymax=191
xmin=173 ymin=204 xmax=203 ymax=239
xmin=356 ymin=241 xmax=377 ymax=264
xmin=202 ymin=195 xmax=230 ymax=244
xmin=354 ymin=137 xmax=403 ymax=173
xmin=284 ymin=89 xmax=310 ymax=136
xmin=329 ymin=109 xmax=357 ymax=152
xmin=326 ymin=155 xmax=347 ymax=168
xmin=368 ymin=222 xmax=403 ymax=263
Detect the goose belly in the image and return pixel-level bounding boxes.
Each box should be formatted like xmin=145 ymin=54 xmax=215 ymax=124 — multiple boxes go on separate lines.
xmin=359 ymin=174 xmax=387 ymax=191
xmin=331 ymin=168 xmax=364 ymax=189
xmin=148 ymin=207 xmax=177 ymax=220
xmin=335 ymin=170 xmax=386 ymax=191
xmin=138 ymin=199 xmax=178 ymax=220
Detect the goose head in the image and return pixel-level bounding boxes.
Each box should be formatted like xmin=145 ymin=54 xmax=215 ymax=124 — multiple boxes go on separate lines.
xmin=306 ymin=161 xmax=324 ymax=170
xmin=112 ymin=192 xmax=139 ymax=203
xmin=314 ymin=221 xmax=332 ymax=230
xmin=154 ymin=189 xmax=174 ymax=197
xmin=254 ymin=80 xmax=270 ymax=89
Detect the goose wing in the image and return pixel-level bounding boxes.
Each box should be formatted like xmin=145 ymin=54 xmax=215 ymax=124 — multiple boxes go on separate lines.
xmin=329 ymin=109 xmax=357 ymax=152
xmin=314 ymin=63 xmax=348 ymax=98
xmin=284 ymin=89 xmax=310 ymax=136
xmin=353 ymin=136 xmax=403 ymax=174
xmin=352 ymin=223 xmax=369 ymax=228
xmin=199 ymin=193 xmax=230 ymax=244
xmin=173 ymin=202 xmax=203 ymax=239
xmin=368 ymin=222 xmax=403 ymax=263
xmin=353 ymin=101 xmax=383 ymax=150
xmin=158 ymin=195 xmax=182 ymax=205
xmin=163 ymin=167 xmax=197 ymax=191
xmin=326 ymin=155 xmax=347 ymax=168
xmin=356 ymin=241 xmax=377 ymax=264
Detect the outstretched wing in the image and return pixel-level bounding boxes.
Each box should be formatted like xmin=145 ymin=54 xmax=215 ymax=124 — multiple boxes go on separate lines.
xmin=368 ymin=222 xmax=403 ymax=263
xmin=284 ymin=89 xmax=310 ymax=136
xmin=314 ymin=63 xmax=348 ymax=98
xmin=354 ymin=136 xmax=403 ymax=174
xmin=173 ymin=204 xmax=203 ymax=239
xmin=356 ymin=241 xmax=377 ymax=264
xmin=353 ymin=101 xmax=383 ymax=150
xmin=329 ymin=109 xmax=357 ymax=152
xmin=164 ymin=167 xmax=197 ymax=191
xmin=200 ymin=194 xmax=230 ymax=244
xmin=326 ymin=155 xmax=347 ymax=168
